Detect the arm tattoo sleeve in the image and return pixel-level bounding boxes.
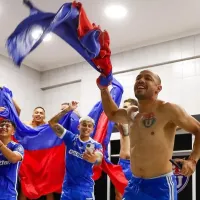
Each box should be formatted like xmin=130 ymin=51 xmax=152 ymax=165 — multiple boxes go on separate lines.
xmin=52 ymin=124 xmax=65 ymax=137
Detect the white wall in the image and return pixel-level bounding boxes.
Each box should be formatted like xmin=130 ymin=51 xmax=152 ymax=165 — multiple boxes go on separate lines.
xmin=40 ymin=34 xmax=200 ymax=116
xmin=0 ymin=55 xmax=42 ymax=121
xmin=1 ymin=34 xmax=200 ymax=121
xmin=42 ymin=81 xmax=81 ymax=118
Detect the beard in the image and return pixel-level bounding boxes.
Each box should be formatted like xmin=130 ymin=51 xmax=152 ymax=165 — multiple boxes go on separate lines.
xmin=135 ymin=93 xmax=147 ymax=100
xmin=135 ymin=89 xmax=154 ymax=100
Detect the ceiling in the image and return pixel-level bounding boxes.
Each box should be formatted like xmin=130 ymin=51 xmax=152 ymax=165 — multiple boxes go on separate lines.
xmin=1 ymin=0 xmax=200 ymax=71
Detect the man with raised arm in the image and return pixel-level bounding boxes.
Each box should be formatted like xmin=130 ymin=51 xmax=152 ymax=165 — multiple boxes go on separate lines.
xmin=49 ymin=101 xmax=103 ymax=200
xmin=97 ymin=70 xmax=200 ymax=200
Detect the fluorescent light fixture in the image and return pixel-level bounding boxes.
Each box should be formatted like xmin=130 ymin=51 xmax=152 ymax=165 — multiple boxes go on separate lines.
xmin=31 ymin=28 xmax=52 ymax=42
xmin=104 ymin=5 xmax=127 ymax=19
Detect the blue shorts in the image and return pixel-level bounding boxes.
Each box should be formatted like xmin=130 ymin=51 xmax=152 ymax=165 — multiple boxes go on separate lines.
xmin=61 ymin=188 xmax=95 ymax=200
xmin=118 ymin=158 xmax=132 ymax=181
xmin=123 ymin=172 xmax=177 ymax=200
xmin=0 ymin=197 xmax=16 ymax=200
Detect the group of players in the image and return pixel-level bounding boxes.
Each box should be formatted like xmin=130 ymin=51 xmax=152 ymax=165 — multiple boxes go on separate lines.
xmin=0 ymin=69 xmax=200 ymax=200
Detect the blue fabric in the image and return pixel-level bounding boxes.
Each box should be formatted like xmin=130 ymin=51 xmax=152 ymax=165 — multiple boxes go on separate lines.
xmin=0 ymin=78 xmax=122 ymax=153
xmin=6 ymin=1 xmax=102 ymax=74
xmin=62 ymin=130 xmax=102 ymax=191
xmin=0 ymin=86 xmax=79 ymax=150
xmin=61 ymin=188 xmax=94 ymax=200
xmin=0 ymin=141 xmax=24 ymax=198
xmin=96 ymin=73 xmax=113 ymax=87
xmin=118 ymin=158 xmax=132 ymax=181
xmin=123 ymin=173 xmax=177 ymax=200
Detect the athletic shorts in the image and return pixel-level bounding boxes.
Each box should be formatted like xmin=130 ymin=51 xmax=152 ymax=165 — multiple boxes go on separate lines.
xmin=61 ymin=188 xmax=94 ymax=200
xmin=118 ymin=158 xmax=132 ymax=181
xmin=122 ymin=172 xmax=177 ymax=200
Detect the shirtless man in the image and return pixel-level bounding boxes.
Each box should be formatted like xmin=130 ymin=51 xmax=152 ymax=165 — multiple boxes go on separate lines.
xmin=25 ymin=107 xmax=46 ymax=127
xmin=20 ymin=106 xmax=54 ymax=200
xmin=115 ymin=98 xmax=138 ymax=200
xmin=97 ymin=70 xmax=200 ymax=200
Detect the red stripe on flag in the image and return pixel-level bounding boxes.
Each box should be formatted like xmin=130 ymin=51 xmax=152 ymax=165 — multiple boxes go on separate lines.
xmin=19 ymin=143 xmax=65 ymax=199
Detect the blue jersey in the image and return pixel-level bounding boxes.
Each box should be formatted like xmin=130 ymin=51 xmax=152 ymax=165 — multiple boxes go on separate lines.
xmin=0 ymin=141 xmax=24 ymax=199
xmin=61 ymin=129 xmax=103 ymax=192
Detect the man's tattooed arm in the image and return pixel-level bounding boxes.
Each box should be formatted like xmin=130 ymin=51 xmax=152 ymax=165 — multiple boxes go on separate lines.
xmin=51 ymin=124 xmax=66 ymax=138
xmin=48 ymin=106 xmax=74 ymax=137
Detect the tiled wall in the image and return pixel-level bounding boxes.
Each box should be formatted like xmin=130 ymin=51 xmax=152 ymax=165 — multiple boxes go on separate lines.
xmin=2 ymin=34 xmax=199 ymax=119
xmin=0 ymin=55 xmax=42 ymax=121
xmin=41 ymin=34 xmax=200 ymax=116
xmin=42 ymin=81 xmax=81 ymax=118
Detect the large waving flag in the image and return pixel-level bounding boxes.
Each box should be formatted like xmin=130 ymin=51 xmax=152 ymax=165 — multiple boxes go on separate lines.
xmin=5 ymin=0 xmax=127 ymax=198
xmin=0 ymin=79 xmax=126 ymax=198
xmin=0 ymin=87 xmax=79 ymax=198
xmin=7 ymin=0 xmax=112 ymax=84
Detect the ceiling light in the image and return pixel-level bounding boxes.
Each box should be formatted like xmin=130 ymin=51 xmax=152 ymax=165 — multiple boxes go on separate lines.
xmin=104 ymin=5 xmax=127 ymax=19
xmin=31 ymin=28 xmax=52 ymax=42
xmin=43 ymin=33 xmax=52 ymax=42
xmin=31 ymin=29 xmax=43 ymax=40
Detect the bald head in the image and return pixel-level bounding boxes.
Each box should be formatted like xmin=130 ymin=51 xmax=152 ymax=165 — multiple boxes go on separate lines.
xmin=139 ymin=70 xmax=161 ymax=85
xmin=134 ymin=70 xmax=162 ymax=100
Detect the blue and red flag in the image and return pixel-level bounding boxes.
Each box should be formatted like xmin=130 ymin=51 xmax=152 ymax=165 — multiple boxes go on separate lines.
xmin=7 ymin=0 xmax=113 ymax=85
xmin=5 ymin=0 xmax=127 ymax=198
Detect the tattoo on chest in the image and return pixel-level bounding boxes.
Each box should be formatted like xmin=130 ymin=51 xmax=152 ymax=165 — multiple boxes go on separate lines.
xmin=141 ymin=112 xmax=156 ymax=128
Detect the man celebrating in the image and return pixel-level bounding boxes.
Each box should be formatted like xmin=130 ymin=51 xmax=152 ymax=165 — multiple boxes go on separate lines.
xmin=49 ymin=101 xmax=103 ymax=200
xmin=0 ymin=119 xmax=24 ymax=200
xmin=25 ymin=106 xmax=46 ymax=127
xmin=97 ymin=70 xmax=200 ymax=200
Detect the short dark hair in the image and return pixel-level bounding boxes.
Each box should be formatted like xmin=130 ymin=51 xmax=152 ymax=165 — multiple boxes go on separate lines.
xmin=0 ymin=119 xmax=16 ymax=130
xmin=34 ymin=107 xmax=45 ymax=113
xmin=61 ymin=102 xmax=69 ymax=106
xmin=124 ymin=98 xmax=138 ymax=106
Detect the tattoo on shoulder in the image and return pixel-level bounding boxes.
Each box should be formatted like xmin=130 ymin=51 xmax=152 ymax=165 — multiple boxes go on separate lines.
xmin=141 ymin=112 xmax=156 ymax=128
xmin=52 ymin=124 xmax=65 ymax=137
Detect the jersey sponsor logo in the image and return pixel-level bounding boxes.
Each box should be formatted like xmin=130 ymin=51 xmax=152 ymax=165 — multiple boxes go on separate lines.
xmin=0 ymin=160 xmax=10 ymax=166
xmin=173 ymin=165 xmax=189 ymax=193
xmin=69 ymin=149 xmax=83 ymax=159
xmin=16 ymin=145 xmax=24 ymax=153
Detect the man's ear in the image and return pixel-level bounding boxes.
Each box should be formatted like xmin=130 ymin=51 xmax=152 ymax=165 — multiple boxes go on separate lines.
xmin=156 ymin=85 xmax=162 ymax=94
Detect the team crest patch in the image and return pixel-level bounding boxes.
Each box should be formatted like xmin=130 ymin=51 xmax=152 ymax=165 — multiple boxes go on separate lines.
xmin=142 ymin=112 xmax=156 ymax=128
xmin=173 ymin=165 xmax=189 ymax=193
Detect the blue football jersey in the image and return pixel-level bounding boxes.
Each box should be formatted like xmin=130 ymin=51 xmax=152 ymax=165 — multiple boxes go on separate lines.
xmin=0 ymin=141 xmax=24 ymax=198
xmin=61 ymin=129 xmax=103 ymax=191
